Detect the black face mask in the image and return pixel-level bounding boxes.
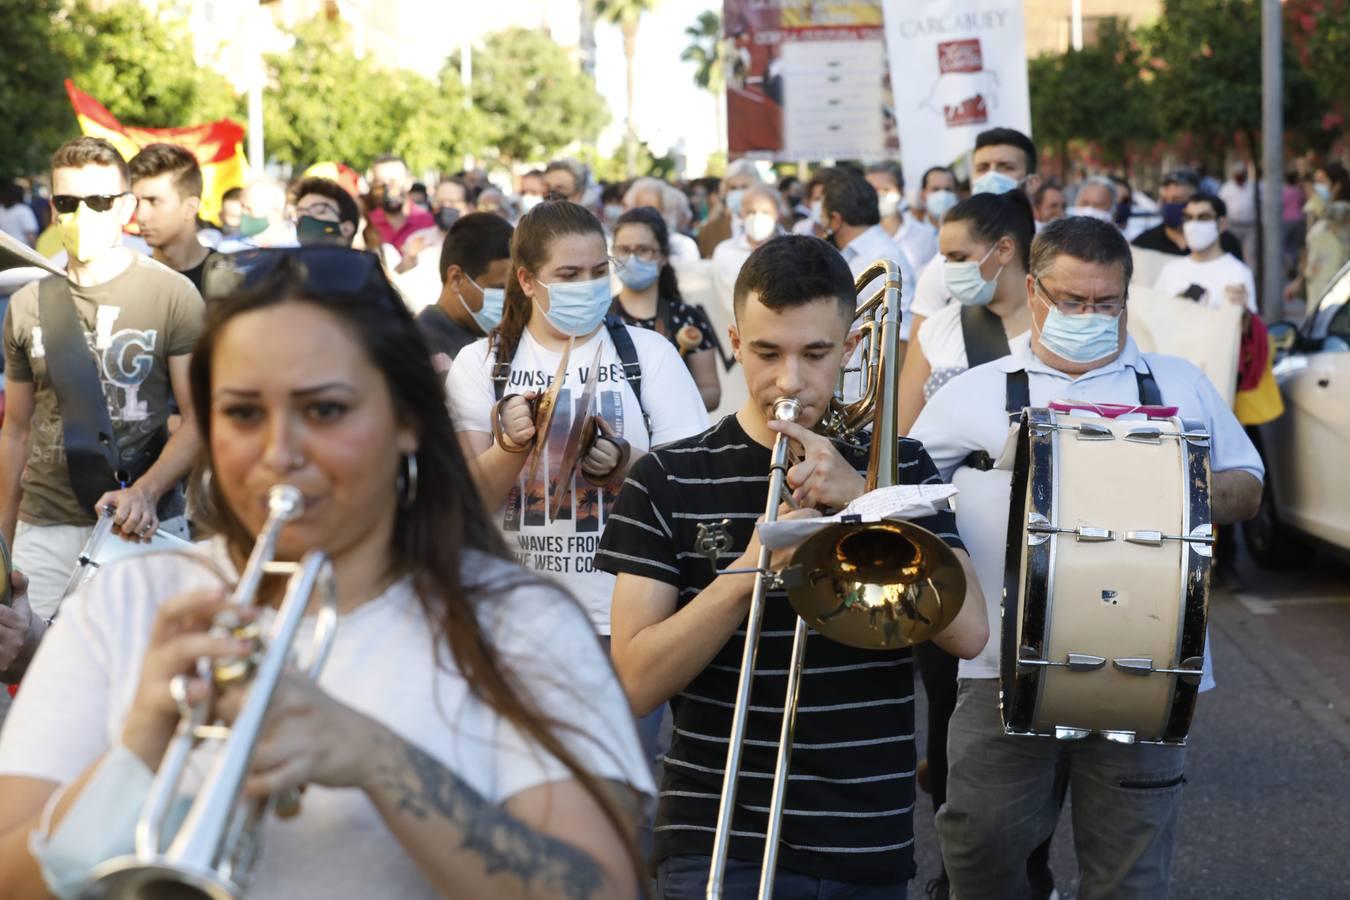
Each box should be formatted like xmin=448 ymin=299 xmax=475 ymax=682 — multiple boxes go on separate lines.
xmin=381 ymin=191 xmax=406 ymax=214
xmin=434 ymin=206 xmax=460 ymax=232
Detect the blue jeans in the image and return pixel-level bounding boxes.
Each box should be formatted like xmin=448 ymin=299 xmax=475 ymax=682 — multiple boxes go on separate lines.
xmin=937 ymin=679 xmax=1186 ymax=900
xmin=657 ymin=855 xmax=908 ymax=900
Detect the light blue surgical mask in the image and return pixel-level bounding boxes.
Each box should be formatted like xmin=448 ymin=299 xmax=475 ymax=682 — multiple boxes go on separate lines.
xmin=1313 ymin=183 xmax=1332 ymax=203
xmin=1036 ymin=294 xmax=1121 ymax=364
xmin=973 ymin=170 xmax=1020 ymax=196
xmin=457 ymin=274 xmax=505 ymax=334
xmin=944 ymin=243 xmax=1002 ymax=307
xmin=925 ymin=189 xmax=958 ymax=220
xmin=616 ymin=255 xmax=661 ymax=291
xmin=535 ymin=275 xmax=612 ymax=337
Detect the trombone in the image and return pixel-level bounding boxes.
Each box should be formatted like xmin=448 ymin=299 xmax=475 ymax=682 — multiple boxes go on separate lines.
xmin=704 ymin=260 xmax=967 ymax=899
xmin=84 ymin=485 xmax=339 ymax=900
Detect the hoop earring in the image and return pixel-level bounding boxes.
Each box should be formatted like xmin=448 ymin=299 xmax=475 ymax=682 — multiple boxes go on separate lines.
xmin=398 ymin=452 xmax=419 ymax=508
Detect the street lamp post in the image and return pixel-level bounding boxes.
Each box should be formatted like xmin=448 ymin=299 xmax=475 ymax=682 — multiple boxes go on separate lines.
xmin=1260 ymin=0 xmax=1283 ymax=321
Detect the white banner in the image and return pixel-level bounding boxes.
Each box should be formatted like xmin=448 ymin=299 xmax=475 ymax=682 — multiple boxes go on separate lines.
xmin=881 ymin=1 xmax=1031 ymax=183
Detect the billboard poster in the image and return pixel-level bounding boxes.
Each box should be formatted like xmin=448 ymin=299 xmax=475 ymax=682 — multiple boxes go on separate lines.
xmin=723 ymin=0 xmax=896 ymax=162
xmin=881 ymin=1 xmax=1031 ymax=179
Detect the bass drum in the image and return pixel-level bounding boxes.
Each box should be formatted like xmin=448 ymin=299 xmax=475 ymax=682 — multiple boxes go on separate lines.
xmin=1001 ymin=407 xmax=1213 ymax=745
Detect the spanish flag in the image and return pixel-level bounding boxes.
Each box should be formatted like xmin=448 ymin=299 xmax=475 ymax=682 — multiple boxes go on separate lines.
xmin=65 ymin=80 xmax=247 ymax=226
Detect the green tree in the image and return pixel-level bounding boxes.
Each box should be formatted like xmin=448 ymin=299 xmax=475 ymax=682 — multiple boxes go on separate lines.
xmin=265 ymin=17 xmax=477 ymax=173
xmin=1286 ymin=0 xmax=1350 ymax=147
xmin=1145 ymin=0 xmax=1322 ymax=165
xmin=1029 ymin=19 xmax=1158 ymax=177
xmin=66 ymin=0 xmax=239 ymax=127
xmin=682 ymin=10 xmax=726 ymax=155
xmin=0 ymin=0 xmax=85 ymax=177
xmin=593 ymin=0 xmax=662 ymax=177
xmin=451 ymin=28 xmax=608 ymax=166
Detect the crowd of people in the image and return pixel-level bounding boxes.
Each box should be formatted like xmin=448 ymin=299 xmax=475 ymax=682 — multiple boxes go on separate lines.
xmin=0 ymin=117 xmax=1336 ymax=900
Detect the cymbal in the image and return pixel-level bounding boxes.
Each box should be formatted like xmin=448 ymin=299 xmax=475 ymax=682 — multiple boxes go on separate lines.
xmin=781 ymin=518 xmax=966 ymax=650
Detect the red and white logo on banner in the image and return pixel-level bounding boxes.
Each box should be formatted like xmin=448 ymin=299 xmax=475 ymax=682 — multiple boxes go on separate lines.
xmin=935 ymin=38 xmax=990 ymax=127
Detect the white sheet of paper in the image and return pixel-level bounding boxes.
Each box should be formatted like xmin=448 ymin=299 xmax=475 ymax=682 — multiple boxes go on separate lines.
xmin=757 ymin=484 xmax=959 ymax=550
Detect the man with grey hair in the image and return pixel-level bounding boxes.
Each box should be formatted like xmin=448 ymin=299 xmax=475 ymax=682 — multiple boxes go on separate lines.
xmin=911 ymin=216 xmax=1263 ymax=900
xmin=624 ymin=177 xmax=699 ymax=260
xmin=697 ymin=158 xmax=762 ymax=257
xmin=543 ymin=159 xmax=586 ymax=203
xmin=216 ymin=176 xmax=295 ymax=252
xmin=1068 ymin=177 xmax=1118 ymax=224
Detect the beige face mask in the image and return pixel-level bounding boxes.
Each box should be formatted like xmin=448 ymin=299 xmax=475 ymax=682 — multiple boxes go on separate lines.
xmin=59 ymin=206 xmax=123 ymax=263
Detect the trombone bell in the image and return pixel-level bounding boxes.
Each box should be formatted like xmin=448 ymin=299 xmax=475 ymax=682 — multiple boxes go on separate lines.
xmin=782 ymin=519 xmax=966 ymax=650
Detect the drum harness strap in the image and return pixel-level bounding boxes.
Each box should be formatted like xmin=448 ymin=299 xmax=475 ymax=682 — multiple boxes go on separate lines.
xmin=491 ymin=315 xmax=652 ymax=436
xmin=962 ymin=366 xmax=1164 ymax=472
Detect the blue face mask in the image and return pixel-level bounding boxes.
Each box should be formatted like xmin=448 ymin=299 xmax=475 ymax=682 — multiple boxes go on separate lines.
xmin=973 ymin=170 xmax=1020 ymax=195
xmin=944 ymin=243 xmax=1002 ymax=307
xmin=1036 ymin=295 xmax=1121 ymax=364
xmin=1161 ymin=202 xmax=1186 ymax=229
xmin=457 ymin=275 xmax=505 ymax=334
xmin=616 ymin=255 xmax=661 ymax=291
xmin=535 ymin=275 xmax=612 ymax=337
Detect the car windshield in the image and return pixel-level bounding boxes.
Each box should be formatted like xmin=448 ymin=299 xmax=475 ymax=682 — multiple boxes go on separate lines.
xmin=1309 ymin=261 xmax=1350 ymax=342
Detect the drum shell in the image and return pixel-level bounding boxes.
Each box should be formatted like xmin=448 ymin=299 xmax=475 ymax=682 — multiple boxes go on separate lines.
xmin=1001 ymin=408 xmax=1212 ymax=745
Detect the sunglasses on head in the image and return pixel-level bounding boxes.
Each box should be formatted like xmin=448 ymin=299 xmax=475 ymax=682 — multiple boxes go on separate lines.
xmin=202 ymin=246 xmax=401 ymax=309
xmin=52 ymin=193 xmax=129 ymax=215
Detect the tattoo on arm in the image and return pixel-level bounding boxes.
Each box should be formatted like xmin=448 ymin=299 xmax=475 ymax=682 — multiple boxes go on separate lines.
xmin=370 ymin=731 xmax=607 ymax=900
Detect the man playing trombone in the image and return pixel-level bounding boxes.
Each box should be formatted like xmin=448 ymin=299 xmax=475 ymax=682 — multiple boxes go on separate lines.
xmin=598 ymin=235 xmax=988 ymax=900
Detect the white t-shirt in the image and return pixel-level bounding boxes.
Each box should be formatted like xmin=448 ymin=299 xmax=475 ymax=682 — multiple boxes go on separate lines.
xmin=915 ymin=301 xmax=1029 ymax=401
xmin=448 ymin=325 xmax=708 ymax=632
xmin=0 ymin=203 xmax=39 ymax=244
xmin=711 ymin=234 xmax=756 ymax=316
xmin=905 ymin=255 xmax=951 ymax=342
xmin=1154 ymin=253 xmax=1258 ymax=313
xmin=895 ymin=216 xmax=939 ymax=273
xmin=392 ymin=241 xmax=444 ymax=313
xmin=0 ymin=541 xmax=654 ymax=900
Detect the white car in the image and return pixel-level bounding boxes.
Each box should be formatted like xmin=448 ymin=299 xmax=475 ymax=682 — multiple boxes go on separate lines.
xmin=1245 ymin=261 xmax=1350 ymax=567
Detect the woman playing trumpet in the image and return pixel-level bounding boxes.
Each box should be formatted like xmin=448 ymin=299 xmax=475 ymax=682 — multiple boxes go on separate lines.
xmin=0 ymin=247 xmax=653 ymax=899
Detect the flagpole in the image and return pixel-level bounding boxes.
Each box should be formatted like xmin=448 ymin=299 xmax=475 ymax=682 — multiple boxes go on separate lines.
xmin=247 ymin=0 xmax=265 ymax=174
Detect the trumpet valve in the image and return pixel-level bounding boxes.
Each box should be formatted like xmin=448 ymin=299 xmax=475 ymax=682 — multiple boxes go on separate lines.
xmin=213 ymin=615 xmax=263 ymax=686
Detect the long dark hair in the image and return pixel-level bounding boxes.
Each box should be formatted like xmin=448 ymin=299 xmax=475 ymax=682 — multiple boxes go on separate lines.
xmin=491 ymin=200 xmax=605 ymax=367
xmin=188 ymin=260 xmax=641 ymax=886
xmin=943 ymin=189 xmax=1036 ymax=270
xmin=615 ymin=206 xmax=683 ymax=302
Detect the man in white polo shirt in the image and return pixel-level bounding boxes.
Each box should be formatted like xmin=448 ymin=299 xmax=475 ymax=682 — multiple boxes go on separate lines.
xmin=911 ymin=216 xmax=1263 ymax=900
xmin=1154 ymin=193 xmax=1257 ymax=312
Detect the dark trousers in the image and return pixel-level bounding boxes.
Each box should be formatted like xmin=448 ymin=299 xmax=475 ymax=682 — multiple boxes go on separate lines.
xmin=914 ymin=643 xmax=1057 ymax=883
xmin=657 ymin=854 xmax=908 ymax=900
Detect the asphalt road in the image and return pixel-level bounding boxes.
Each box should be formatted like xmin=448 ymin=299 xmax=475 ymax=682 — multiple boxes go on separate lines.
xmin=912 ymin=548 xmax=1350 ymax=900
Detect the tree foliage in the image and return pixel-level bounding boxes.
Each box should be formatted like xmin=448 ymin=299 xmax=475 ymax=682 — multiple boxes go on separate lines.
xmin=681 ymin=10 xmax=724 ymax=94
xmin=264 ymin=17 xmax=481 ymax=174
xmin=0 ymin=0 xmax=83 ymax=178
xmin=1144 ymin=0 xmax=1324 ymax=158
xmin=450 ymin=28 xmax=608 ymax=165
xmin=1029 ymin=18 xmax=1158 ymax=171
xmin=1285 ymin=0 xmax=1350 ymax=139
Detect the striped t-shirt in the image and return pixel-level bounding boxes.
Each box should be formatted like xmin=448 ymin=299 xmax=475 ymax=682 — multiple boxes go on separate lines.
xmin=596 ymin=413 xmax=964 ymax=885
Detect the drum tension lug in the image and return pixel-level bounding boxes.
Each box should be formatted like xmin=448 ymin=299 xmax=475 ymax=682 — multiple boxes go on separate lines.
xmin=1066 ymin=653 xmax=1106 ymax=672
xmin=1074 ymin=423 xmax=1114 ymax=441
xmin=1124 ymin=426 xmax=1163 ymax=444
xmin=1101 ymin=730 xmax=1137 ymax=744
xmin=1055 ymin=726 xmax=1091 ymax=741
xmin=1113 ymin=657 xmax=1155 ymax=676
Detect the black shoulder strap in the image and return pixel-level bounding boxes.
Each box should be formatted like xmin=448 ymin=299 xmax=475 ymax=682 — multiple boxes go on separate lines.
xmin=962 ymin=370 xmax=1028 ymax=472
xmin=959 ymin=304 xmax=1012 ymax=368
xmin=1136 ymin=367 xmax=1163 ymax=405
xmin=604 ymin=315 xmax=651 ymax=435
xmin=36 ymin=277 xmax=124 ymax=510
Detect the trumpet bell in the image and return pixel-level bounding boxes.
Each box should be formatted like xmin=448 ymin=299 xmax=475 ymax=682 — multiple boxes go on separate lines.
xmin=83 ymin=857 xmax=240 ymax=900
xmin=782 ymin=519 xmax=966 ymax=650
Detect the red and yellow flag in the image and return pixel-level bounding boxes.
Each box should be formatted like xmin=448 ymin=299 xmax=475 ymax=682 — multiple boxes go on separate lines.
xmin=65 ymin=80 xmax=247 ymax=225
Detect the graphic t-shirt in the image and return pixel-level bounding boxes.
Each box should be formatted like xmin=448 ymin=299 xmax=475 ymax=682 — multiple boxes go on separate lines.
xmin=447 ymin=324 xmax=708 ymax=632
xmin=1155 ymin=253 xmax=1258 ymax=313
xmin=3 ymin=254 xmax=204 ymax=526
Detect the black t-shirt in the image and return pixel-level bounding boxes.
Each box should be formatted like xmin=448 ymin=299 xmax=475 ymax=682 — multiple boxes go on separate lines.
xmin=596 ymin=414 xmax=965 ymax=886
xmin=613 ymin=295 xmax=716 ymax=354
xmin=415 ymin=304 xmax=479 ymax=361
xmin=1132 ymin=224 xmax=1245 ymax=261
xmin=179 ymin=253 xmax=211 ymax=293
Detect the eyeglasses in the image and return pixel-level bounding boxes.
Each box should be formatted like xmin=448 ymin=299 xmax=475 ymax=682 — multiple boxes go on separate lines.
xmin=613 ymin=244 xmax=661 ymax=263
xmin=1034 ymin=276 xmax=1126 ymax=318
xmin=202 ymin=246 xmax=399 ymax=306
xmin=52 ymin=193 xmax=130 ymax=214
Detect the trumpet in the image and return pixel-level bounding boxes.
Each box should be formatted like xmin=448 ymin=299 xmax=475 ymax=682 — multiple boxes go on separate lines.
xmin=84 ymin=485 xmax=339 ymax=900
xmin=704 ymin=259 xmax=967 ymax=899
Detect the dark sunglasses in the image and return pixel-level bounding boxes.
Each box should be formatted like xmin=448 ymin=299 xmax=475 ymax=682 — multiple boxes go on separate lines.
xmin=52 ymin=193 xmax=129 ymax=214
xmin=202 ymin=246 xmax=400 ymax=307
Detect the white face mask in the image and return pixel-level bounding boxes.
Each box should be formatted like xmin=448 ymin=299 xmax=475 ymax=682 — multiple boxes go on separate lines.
xmin=943 ymin=243 xmax=1002 ymax=307
xmin=1182 ymin=220 xmax=1220 ymax=252
xmin=1067 ymin=205 xmax=1115 ymax=224
xmin=925 ymin=189 xmax=958 ymax=221
xmin=744 ymin=211 xmax=777 ymax=243
xmin=878 ymin=191 xmax=902 ymax=219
